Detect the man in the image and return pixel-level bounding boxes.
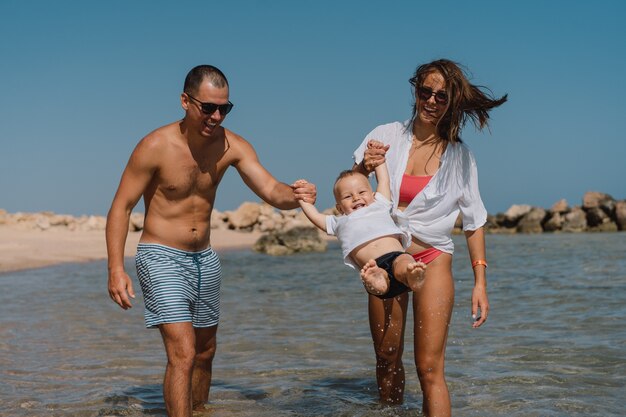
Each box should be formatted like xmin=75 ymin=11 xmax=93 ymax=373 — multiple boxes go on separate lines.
xmin=106 ymin=65 xmax=315 ymax=417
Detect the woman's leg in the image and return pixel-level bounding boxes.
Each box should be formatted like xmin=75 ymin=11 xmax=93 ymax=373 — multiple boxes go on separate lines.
xmin=412 ymin=253 xmax=454 ymax=417
xmin=368 ymin=292 xmax=409 ymax=404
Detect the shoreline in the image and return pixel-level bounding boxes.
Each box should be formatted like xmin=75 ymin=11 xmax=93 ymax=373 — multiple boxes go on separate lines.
xmin=0 ymin=225 xmax=262 ymax=275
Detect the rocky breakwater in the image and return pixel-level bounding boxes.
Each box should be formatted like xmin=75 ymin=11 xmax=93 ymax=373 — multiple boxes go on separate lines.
xmin=0 ymin=204 xmax=327 ymax=256
xmin=211 ymin=202 xmax=328 ymax=255
xmin=484 ymin=191 xmax=626 ymax=234
xmin=0 ymin=210 xmax=144 ymax=232
xmin=0 ymin=202 xmax=327 ymax=255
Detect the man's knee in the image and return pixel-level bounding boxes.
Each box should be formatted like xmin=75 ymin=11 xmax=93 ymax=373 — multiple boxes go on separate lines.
xmin=195 ymin=343 xmax=216 ymax=364
xmin=166 ymin=343 xmax=196 ymax=370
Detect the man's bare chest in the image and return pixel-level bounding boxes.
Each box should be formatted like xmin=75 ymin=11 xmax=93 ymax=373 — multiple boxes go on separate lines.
xmin=157 ymin=159 xmax=228 ymax=198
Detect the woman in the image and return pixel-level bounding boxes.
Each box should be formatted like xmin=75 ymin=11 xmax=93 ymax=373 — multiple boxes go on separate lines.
xmin=353 ymin=59 xmax=507 ymax=416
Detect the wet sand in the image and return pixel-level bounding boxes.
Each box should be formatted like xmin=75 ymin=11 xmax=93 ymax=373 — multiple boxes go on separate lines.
xmin=0 ymin=225 xmax=262 ymax=274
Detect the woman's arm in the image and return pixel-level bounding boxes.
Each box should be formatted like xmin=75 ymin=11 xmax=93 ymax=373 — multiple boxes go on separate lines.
xmin=465 ymin=227 xmax=489 ymax=328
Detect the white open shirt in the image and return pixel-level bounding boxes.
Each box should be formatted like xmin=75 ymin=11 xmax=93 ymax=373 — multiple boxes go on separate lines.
xmin=353 ymin=121 xmax=487 ymax=254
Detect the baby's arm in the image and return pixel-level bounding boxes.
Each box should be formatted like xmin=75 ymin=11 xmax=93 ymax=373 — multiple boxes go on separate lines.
xmin=294 ymin=180 xmax=327 ymax=231
xmin=368 ymin=140 xmax=391 ymax=200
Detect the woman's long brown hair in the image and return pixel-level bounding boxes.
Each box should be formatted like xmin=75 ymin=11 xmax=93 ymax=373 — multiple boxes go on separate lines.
xmin=409 ymin=59 xmax=508 ymax=144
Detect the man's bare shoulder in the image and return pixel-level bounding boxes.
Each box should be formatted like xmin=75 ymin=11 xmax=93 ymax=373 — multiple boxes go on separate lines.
xmin=223 ymin=128 xmax=257 ymax=159
xmin=135 ymin=122 xmax=181 ymax=154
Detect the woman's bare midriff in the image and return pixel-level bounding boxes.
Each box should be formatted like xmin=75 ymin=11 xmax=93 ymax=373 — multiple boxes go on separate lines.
xmin=398 ymin=203 xmax=432 ymax=255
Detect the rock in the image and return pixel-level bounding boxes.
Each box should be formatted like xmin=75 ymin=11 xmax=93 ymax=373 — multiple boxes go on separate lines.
xmin=484 ymin=214 xmax=498 ymax=229
xmin=615 ymin=201 xmax=626 ymax=231
xmin=543 ymin=212 xmax=563 ymax=232
xmin=228 ymin=202 xmax=261 ymax=229
xmin=210 ymin=209 xmax=228 ymax=230
xmin=256 ymin=207 xmax=285 ymax=232
xmin=454 ymin=212 xmax=463 ymax=229
xmin=35 ymin=215 xmax=51 ymax=230
xmin=550 ymin=199 xmax=569 ymax=213
xmin=49 ymin=214 xmax=72 ymax=226
xmin=282 ymin=209 xmax=299 ymax=218
xmin=498 ymin=205 xmax=532 ymax=228
xmin=582 ymin=191 xmax=614 ymax=211
xmin=517 ymin=207 xmax=546 ymax=233
xmin=86 ymin=215 xmax=107 ymax=230
xmin=504 ymin=204 xmax=533 ymax=222
xmin=282 ymin=216 xmax=312 ymax=231
xmin=257 ymin=217 xmax=277 ymax=232
xmin=585 ymin=207 xmax=610 ymax=228
xmin=129 ymin=212 xmax=144 ymax=231
xmin=562 ymin=207 xmax=587 ymax=232
xmin=253 ymin=226 xmax=327 ymax=255
xmin=589 ymin=222 xmax=618 ymax=232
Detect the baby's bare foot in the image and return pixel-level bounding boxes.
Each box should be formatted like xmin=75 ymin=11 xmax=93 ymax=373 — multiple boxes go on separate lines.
xmin=360 ymin=259 xmax=390 ymax=295
xmin=405 ymin=261 xmax=427 ymax=291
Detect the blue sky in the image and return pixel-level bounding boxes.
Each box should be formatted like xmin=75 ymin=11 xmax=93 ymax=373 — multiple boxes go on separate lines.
xmin=1 ymin=1 xmax=625 ymax=216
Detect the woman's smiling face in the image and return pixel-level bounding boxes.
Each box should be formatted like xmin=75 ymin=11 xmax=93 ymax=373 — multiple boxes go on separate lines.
xmin=415 ymin=71 xmax=449 ymax=126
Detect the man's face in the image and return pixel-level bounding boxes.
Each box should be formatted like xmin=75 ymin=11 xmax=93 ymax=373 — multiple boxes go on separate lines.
xmin=182 ymin=81 xmax=230 ymax=137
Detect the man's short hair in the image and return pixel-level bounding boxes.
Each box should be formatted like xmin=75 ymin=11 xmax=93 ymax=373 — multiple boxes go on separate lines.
xmin=184 ymin=65 xmax=229 ymax=94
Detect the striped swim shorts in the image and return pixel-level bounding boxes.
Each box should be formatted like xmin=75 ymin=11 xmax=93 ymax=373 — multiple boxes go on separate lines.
xmin=135 ymin=243 xmax=222 ymax=328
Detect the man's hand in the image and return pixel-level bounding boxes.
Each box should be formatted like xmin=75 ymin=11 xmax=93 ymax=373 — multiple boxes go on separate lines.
xmin=292 ymin=179 xmax=317 ymax=204
xmin=108 ymin=270 xmax=136 ymax=310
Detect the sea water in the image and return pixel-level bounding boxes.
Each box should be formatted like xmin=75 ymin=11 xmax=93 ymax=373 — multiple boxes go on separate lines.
xmin=1 ymin=233 xmax=624 ymax=416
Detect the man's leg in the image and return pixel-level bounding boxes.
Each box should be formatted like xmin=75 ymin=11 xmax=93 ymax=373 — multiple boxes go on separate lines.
xmin=159 ymin=322 xmax=196 ymax=417
xmin=191 ymin=325 xmax=218 ymax=410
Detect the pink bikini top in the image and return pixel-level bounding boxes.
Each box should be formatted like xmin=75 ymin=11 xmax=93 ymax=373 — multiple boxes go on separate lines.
xmin=399 ymin=173 xmax=433 ymax=204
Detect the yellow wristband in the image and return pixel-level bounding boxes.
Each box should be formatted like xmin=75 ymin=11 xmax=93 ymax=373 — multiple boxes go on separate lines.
xmin=472 ymin=259 xmax=488 ymax=269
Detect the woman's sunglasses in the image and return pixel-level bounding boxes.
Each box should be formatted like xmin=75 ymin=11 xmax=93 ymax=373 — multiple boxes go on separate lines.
xmin=187 ymin=93 xmax=234 ymax=115
xmin=417 ymin=86 xmax=448 ymax=105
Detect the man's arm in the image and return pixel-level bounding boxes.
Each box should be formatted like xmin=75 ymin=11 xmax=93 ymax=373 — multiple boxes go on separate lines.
xmin=106 ymin=137 xmax=158 ymax=309
xmin=233 ymin=136 xmax=316 ymax=208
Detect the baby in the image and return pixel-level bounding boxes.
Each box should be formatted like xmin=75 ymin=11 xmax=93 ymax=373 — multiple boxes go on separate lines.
xmin=296 ymin=141 xmax=426 ymax=298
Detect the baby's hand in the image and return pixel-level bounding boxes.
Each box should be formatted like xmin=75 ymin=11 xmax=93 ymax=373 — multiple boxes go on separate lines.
xmin=367 ymin=139 xmax=388 ymax=150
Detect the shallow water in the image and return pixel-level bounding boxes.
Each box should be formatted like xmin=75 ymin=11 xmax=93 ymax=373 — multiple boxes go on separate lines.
xmin=1 ymin=233 xmax=625 ymax=416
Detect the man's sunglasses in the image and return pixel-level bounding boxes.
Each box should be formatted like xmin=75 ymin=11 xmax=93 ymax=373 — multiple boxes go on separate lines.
xmin=417 ymin=86 xmax=449 ymax=105
xmin=186 ymin=93 xmax=234 ymax=115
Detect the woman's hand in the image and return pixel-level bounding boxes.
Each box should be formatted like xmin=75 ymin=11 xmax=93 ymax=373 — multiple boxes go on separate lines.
xmin=471 ymin=284 xmax=489 ymax=328
xmin=362 ymin=139 xmax=389 ymax=172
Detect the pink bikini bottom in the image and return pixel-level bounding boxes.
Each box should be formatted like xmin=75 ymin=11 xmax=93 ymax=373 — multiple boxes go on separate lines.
xmin=412 ymin=247 xmax=443 ymax=264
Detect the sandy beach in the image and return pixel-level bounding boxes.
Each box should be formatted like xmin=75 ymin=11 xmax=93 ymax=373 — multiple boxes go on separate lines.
xmin=0 ymin=225 xmax=262 ymax=274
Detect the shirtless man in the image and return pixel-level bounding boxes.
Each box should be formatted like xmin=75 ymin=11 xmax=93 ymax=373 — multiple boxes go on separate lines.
xmin=106 ymin=65 xmax=316 ymax=417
